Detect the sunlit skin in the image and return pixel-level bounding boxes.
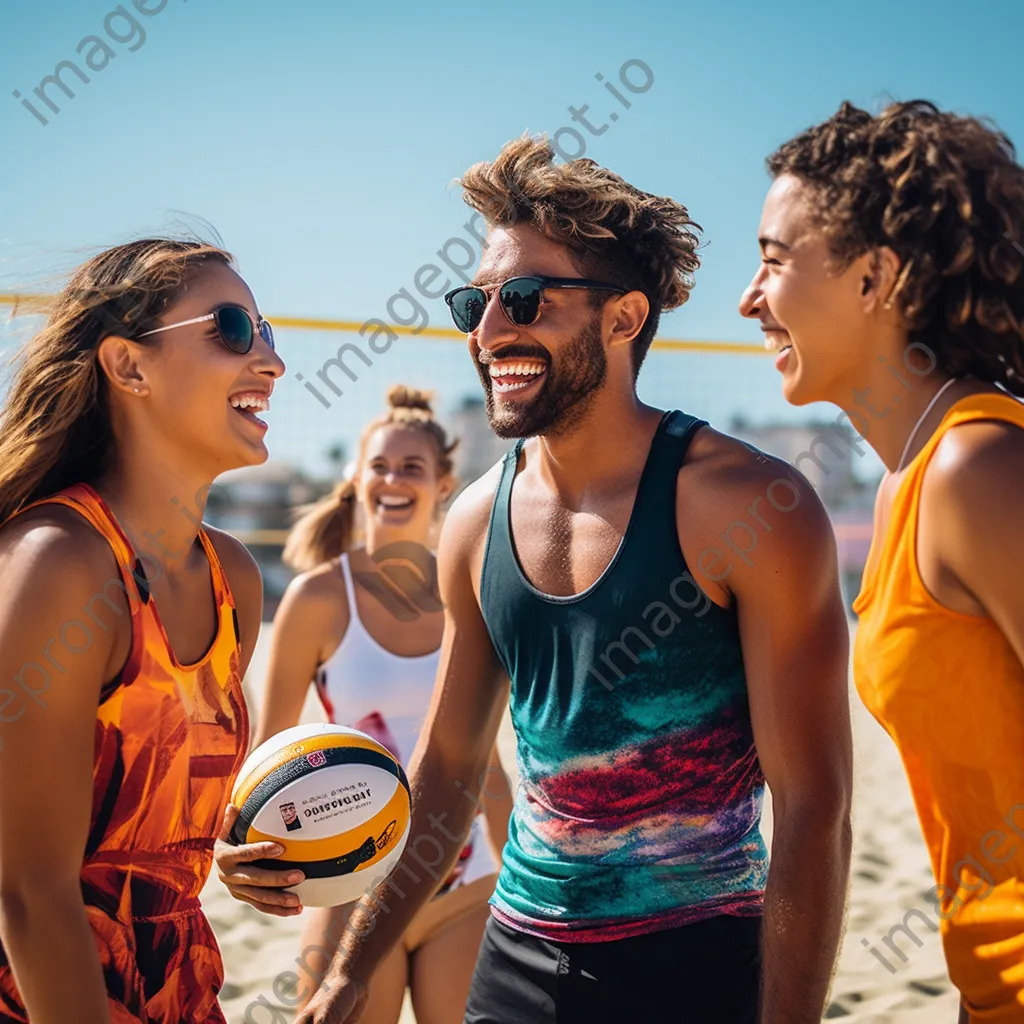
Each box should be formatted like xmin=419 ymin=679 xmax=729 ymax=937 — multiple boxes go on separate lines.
xmin=737 ymin=174 xmax=906 ymax=408
xmin=738 ymin=173 xmax=1007 ymax=472
xmin=739 ymin=171 xmax=1023 ymax=615
xmin=358 ymin=426 xmax=450 ymax=550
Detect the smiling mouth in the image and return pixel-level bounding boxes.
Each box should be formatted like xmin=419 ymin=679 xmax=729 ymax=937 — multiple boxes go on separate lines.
xmin=376 ymin=495 xmax=414 ymax=512
xmin=488 ymin=359 xmax=548 ymax=394
xmin=229 ymin=394 xmax=270 ymax=427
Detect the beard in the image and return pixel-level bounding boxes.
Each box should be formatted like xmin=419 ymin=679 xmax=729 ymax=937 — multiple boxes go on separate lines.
xmin=476 ymin=317 xmax=608 ymax=439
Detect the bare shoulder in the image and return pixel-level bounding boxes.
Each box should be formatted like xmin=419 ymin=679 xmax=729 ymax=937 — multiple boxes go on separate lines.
xmin=683 ymin=425 xmax=832 ymax=530
xmin=679 ymin=426 xmax=837 ymax=595
xmin=0 ymin=505 xmax=124 ymax=668
xmin=440 ymin=458 xmax=507 ymax=558
xmin=926 ymin=416 xmax=1024 ymax=527
xmin=0 ymin=503 xmax=119 ymax=592
xmin=437 ymin=455 xmax=508 ymax=606
xmin=204 ymin=525 xmax=262 ymax=591
xmin=929 ymin=415 xmax=1024 ymax=489
xmin=278 ymin=558 xmax=347 ymax=612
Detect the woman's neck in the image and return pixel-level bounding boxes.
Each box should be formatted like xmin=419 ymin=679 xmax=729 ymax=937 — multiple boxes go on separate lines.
xmin=362 ymin=526 xmax=434 ymax=559
xmin=90 ymin=461 xmax=214 ymax=576
xmin=832 ymin=354 xmax=966 ymax=473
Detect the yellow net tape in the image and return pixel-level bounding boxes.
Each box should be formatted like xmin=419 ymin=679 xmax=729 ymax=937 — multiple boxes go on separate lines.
xmin=0 ymin=294 xmax=765 ymax=356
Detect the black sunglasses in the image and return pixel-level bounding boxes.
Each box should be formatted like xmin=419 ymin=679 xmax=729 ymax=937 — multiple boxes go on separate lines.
xmin=444 ymin=275 xmax=626 ymax=334
xmin=136 ymin=303 xmax=275 ymax=354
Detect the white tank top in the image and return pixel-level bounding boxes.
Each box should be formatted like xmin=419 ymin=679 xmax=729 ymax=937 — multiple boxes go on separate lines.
xmin=314 ymin=553 xmax=497 ymax=894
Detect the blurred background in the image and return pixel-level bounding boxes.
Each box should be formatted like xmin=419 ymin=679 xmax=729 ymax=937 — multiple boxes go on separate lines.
xmin=2 ymin=2 xmax=1022 ymax=1020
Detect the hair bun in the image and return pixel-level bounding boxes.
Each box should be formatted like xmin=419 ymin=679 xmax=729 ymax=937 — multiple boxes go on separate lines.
xmin=387 ymin=385 xmax=434 ymax=414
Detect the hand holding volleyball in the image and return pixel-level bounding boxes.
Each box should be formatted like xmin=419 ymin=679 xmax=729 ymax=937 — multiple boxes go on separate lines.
xmin=214 ymin=805 xmax=307 ymax=917
xmin=220 ymin=724 xmax=413 ymax=909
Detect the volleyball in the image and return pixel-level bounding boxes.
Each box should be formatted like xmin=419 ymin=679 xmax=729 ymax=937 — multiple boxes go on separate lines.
xmin=228 ymin=723 xmax=412 ymax=907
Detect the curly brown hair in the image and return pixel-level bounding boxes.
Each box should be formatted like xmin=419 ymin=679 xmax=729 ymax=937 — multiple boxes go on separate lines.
xmin=458 ymin=134 xmax=702 ymax=377
xmin=767 ymin=99 xmax=1024 ymax=394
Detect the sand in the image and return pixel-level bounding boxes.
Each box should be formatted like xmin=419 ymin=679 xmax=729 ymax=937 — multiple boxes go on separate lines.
xmin=203 ymin=621 xmax=962 ymax=1024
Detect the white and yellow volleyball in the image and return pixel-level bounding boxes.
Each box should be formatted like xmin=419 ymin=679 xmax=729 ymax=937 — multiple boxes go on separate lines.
xmin=229 ymin=723 xmax=411 ymax=907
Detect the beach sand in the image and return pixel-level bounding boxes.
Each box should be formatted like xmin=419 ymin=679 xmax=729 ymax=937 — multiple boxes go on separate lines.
xmin=204 ymin=622 xmax=961 ymax=1023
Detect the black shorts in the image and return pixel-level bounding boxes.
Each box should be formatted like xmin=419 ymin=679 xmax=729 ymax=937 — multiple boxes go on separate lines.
xmin=464 ymin=913 xmax=762 ymax=1024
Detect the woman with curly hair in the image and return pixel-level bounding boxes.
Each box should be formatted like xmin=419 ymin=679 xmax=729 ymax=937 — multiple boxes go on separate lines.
xmin=0 ymin=239 xmax=284 ymax=1022
xmin=740 ymin=100 xmax=1024 ymax=1023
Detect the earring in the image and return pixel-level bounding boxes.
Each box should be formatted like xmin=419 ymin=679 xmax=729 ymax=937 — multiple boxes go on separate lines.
xmin=883 ymin=301 xmax=893 ymax=311
xmin=133 ymin=387 xmax=141 ymax=393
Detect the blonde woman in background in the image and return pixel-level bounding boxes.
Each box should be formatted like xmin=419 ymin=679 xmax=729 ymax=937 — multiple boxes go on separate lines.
xmin=216 ymin=386 xmax=512 ymax=1024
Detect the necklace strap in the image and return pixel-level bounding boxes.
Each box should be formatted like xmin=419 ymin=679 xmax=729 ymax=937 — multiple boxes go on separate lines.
xmin=896 ymin=377 xmax=960 ymax=472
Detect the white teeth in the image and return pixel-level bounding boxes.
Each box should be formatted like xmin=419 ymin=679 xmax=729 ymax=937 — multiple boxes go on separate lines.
xmin=489 ymin=360 xmax=546 ymax=379
xmin=378 ymin=495 xmax=413 ymax=508
xmin=230 ymin=395 xmax=270 ymax=412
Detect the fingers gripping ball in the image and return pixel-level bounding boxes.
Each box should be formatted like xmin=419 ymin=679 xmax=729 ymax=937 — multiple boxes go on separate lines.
xmin=228 ymin=724 xmax=411 ymax=907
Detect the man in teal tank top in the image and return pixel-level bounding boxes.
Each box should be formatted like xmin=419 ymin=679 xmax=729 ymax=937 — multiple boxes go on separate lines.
xmin=296 ymin=140 xmax=854 ymax=1024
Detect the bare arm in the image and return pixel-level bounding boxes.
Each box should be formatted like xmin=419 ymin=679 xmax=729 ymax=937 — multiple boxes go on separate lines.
xmin=296 ymin=476 xmax=509 ymax=1023
xmin=931 ymin=422 xmax=1024 ymax=664
xmin=686 ymin=445 xmax=853 ymax=1024
xmin=251 ymin=568 xmax=339 ymax=748
xmin=735 ymin=470 xmax=852 ymax=1023
xmin=933 ymin=424 xmax=1024 ymax=1024
xmin=0 ymin=517 xmax=121 ymax=1024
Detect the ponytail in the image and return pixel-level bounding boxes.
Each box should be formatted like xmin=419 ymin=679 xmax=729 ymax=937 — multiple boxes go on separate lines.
xmin=282 ymin=478 xmax=357 ymax=572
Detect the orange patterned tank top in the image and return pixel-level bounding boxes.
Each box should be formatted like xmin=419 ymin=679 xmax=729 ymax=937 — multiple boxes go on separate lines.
xmin=0 ymin=483 xmax=249 ymax=1024
xmin=853 ymin=393 xmax=1024 ymax=1023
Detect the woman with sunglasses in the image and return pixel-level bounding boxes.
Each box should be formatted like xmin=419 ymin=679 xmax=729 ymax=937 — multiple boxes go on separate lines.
xmin=0 ymin=239 xmax=283 ymax=1024
xmin=740 ymin=100 xmax=1024 ymax=1022
xmin=215 ymin=385 xmax=512 ymax=1024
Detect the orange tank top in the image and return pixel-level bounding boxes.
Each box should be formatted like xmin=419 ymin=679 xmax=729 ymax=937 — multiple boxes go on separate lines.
xmin=853 ymin=393 xmax=1024 ymax=1022
xmin=0 ymin=483 xmax=248 ymax=1022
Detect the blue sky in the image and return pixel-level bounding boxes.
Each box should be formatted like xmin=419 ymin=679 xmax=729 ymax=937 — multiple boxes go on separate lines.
xmin=2 ymin=0 xmax=1022 ymax=479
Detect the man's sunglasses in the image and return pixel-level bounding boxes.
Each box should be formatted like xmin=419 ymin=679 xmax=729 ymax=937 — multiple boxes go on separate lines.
xmin=444 ymin=276 xmax=626 ymax=334
xmin=136 ymin=304 xmax=275 ymax=354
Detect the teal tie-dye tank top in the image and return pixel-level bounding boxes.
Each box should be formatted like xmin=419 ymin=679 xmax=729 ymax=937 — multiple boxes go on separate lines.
xmin=480 ymin=411 xmax=768 ymax=942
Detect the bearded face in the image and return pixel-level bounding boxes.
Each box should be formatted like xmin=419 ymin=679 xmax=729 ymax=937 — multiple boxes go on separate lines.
xmin=475 ymin=314 xmax=607 ymax=439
